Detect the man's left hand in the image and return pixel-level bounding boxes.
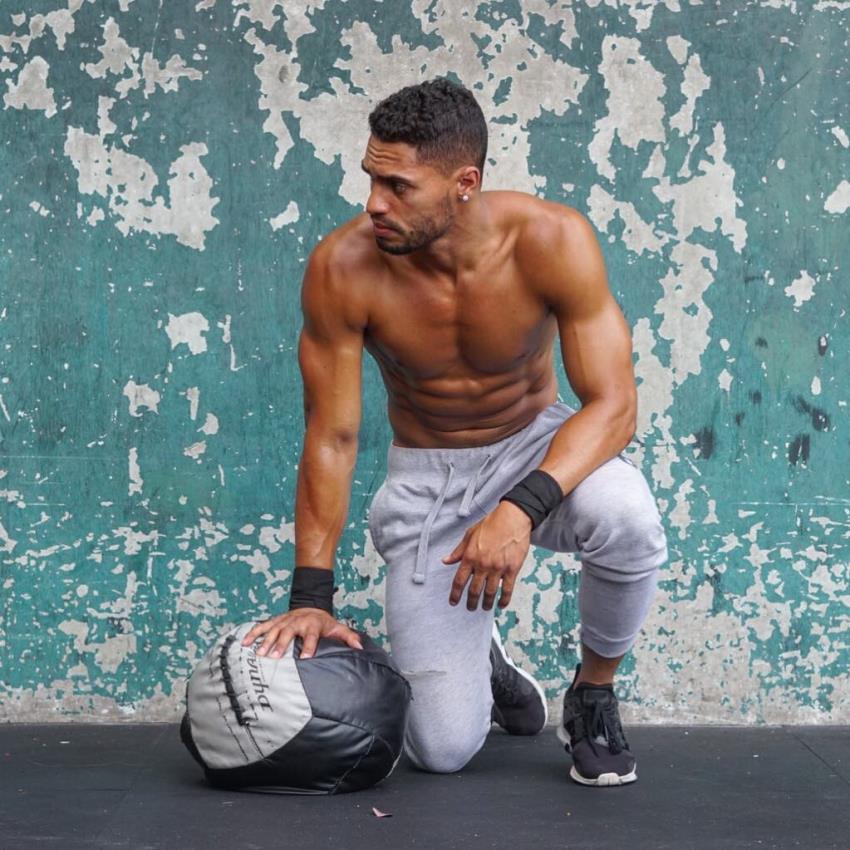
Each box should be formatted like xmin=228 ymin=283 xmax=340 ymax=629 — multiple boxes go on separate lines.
xmin=441 ymin=501 xmax=533 ymax=611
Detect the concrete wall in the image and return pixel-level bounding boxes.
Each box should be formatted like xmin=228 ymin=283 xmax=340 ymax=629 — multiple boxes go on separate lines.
xmin=1 ymin=0 xmax=847 ymax=723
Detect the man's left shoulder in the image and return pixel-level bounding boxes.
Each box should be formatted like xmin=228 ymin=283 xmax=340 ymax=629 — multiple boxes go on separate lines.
xmin=500 ymin=193 xmax=597 ymax=270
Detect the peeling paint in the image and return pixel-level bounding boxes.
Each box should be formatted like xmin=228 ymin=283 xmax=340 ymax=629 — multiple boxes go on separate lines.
xmin=4 ymin=56 xmax=57 ymax=117
xmin=0 ymin=0 xmax=847 ymax=724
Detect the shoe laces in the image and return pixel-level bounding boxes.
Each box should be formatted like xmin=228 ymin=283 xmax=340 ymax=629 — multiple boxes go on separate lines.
xmin=567 ymin=689 xmax=628 ymax=756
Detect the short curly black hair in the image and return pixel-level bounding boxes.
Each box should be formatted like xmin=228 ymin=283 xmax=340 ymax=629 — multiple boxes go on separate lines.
xmin=368 ymin=77 xmax=488 ymax=179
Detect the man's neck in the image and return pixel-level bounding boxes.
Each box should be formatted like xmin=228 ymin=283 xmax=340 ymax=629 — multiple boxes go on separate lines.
xmin=402 ymin=195 xmax=496 ymax=281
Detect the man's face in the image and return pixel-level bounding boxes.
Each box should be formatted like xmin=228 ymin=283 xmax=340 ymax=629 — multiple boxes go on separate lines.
xmin=361 ymin=135 xmax=455 ymax=256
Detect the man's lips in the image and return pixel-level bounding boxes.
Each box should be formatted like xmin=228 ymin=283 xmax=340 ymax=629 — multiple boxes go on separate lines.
xmin=372 ymin=221 xmax=395 ymax=234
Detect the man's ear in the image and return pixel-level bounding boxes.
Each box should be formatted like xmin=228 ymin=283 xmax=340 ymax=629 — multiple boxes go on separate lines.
xmin=456 ymin=165 xmax=481 ymax=197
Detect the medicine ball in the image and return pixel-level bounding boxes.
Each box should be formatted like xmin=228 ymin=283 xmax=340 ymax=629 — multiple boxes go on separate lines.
xmin=180 ymin=621 xmax=412 ymax=794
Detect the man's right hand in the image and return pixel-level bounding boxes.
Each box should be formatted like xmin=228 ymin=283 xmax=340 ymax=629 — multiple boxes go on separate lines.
xmin=240 ymin=608 xmax=364 ymax=660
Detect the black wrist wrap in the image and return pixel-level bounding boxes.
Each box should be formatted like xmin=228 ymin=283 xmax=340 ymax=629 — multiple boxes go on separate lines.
xmin=499 ymin=469 xmax=563 ymax=530
xmin=288 ymin=567 xmax=337 ymax=616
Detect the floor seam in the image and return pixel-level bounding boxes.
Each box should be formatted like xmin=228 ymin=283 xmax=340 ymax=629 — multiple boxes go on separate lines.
xmin=785 ymin=727 xmax=850 ymax=788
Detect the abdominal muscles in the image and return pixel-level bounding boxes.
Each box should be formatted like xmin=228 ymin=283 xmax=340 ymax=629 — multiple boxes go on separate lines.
xmin=364 ymin=314 xmax=559 ymax=448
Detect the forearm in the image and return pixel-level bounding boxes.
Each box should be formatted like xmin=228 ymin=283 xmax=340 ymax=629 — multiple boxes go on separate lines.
xmin=535 ymin=399 xmax=635 ymax=497
xmin=294 ymin=432 xmax=358 ymax=568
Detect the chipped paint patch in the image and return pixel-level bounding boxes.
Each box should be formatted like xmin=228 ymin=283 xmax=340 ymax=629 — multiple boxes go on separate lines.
xmin=824 ymin=179 xmax=850 ymax=214
xmin=164 ymin=312 xmax=210 ymax=354
xmin=4 ymin=56 xmax=57 ymax=117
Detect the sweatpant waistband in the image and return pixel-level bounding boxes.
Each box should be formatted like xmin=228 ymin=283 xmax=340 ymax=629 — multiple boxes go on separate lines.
xmin=386 ymin=401 xmax=573 ymax=476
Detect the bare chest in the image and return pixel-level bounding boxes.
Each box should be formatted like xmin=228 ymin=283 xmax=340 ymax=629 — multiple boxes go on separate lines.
xmin=364 ymin=266 xmax=555 ymax=382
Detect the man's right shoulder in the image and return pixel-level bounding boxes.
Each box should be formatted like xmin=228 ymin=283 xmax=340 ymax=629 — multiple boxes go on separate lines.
xmin=308 ymin=212 xmax=376 ymax=280
xmin=302 ymin=213 xmax=375 ymax=331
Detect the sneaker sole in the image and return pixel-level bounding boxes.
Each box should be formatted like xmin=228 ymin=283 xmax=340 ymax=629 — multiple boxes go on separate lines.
xmin=556 ymin=722 xmax=637 ymax=786
xmin=569 ymin=765 xmax=637 ymax=786
xmin=491 ymin=622 xmax=549 ymax=731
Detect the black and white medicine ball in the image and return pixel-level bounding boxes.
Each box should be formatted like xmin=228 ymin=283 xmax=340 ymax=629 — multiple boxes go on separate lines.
xmin=180 ymin=621 xmax=412 ymax=794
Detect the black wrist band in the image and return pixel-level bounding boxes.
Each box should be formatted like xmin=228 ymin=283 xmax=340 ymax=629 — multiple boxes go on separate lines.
xmin=288 ymin=566 xmax=337 ymax=616
xmin=499 ymin=469 xmax=563 ymax=530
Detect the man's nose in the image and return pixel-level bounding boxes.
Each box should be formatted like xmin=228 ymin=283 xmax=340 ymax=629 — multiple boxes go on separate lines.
xmin=366 ymin=185 xmax=390 ymax=216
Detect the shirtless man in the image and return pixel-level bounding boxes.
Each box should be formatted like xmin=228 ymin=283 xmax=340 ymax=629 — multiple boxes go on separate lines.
xmin=243 ymin=78 xmax=669 ymax=787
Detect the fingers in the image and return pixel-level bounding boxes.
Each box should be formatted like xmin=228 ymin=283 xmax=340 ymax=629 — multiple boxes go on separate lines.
xmin=466 ymin=571 xmax=488 ymax=612
xmin=449 ymin=563 xmax=472 ymax=606
xmin=300 ymin=628 xmax=320 ymax=659
xmin=442 ymin=534 xmax=467 ymax=565
xmin=465 ymin=570 xmax=504 ymax=611
xmin=242 ymin=614 xmax=365 ymax=662
xmin=263 ymin=625 xmax=295 ymax=658
xmin=481 ymin=573 xmax=502 ymax=611
xmin=241 ymin=618 xmax=272 ymax=646
xmin=240 ymin=616 xmax=295 ymax=658
xmin=327 ymin=622 xmax=365 ymax=651
xmin=256 ymin=625 xmax=282 ymax=656
xmin=441 ymin=550 xmax=456 ymax=564
xmin=301 ymin=625 xmax=363 ymax=657
xmin=497 ymin=572 xmax=517 ymax=609
xmin=451 ymin=562 xmax=518 ymax=611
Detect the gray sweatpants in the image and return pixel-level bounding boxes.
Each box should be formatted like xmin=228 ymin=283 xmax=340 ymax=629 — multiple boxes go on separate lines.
xmin=367 ymin=400 xmax=668 ymax=773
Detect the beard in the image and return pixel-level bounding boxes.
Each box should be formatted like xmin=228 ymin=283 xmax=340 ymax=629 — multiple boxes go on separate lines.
xmin=374 ymin=195 xmax=454 ymax=255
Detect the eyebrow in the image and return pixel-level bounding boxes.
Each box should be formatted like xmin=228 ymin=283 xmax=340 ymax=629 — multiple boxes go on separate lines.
xmin=360 ymin=161 xmax=414 ymax=185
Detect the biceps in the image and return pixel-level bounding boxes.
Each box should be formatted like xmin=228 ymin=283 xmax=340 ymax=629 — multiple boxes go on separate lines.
xmin=298 ymin=327 xmax=363 ymax=441
xmin=559 ymin=297 xmax=636 ymax=408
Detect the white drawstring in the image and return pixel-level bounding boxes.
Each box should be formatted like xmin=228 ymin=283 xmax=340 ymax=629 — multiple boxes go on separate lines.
xmin=412 ymin=452 xmax=493 ymax=584
xmin=458 ymin=452 xmax=493 ymax=517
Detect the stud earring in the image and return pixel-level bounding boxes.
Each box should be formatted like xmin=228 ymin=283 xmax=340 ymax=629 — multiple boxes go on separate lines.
xmin=461 ymin=194 xmax=469 ymax=202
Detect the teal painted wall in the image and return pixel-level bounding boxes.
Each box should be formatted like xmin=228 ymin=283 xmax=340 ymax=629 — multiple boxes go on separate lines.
xmin=1 ymin=0 xmax=847 ymax=722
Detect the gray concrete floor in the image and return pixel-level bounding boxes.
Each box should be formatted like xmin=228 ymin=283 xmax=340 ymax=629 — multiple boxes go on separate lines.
xmin=1 ymin=724 xmax=848 ymax=849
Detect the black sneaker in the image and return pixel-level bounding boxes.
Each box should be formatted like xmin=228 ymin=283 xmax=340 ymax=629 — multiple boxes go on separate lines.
xmin=489 ymin=622 xmax=548 ymax=735
xmin=556 ymin=663 xmax=637 ymax=786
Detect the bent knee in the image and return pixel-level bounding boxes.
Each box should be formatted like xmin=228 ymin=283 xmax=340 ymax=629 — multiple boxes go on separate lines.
xmin=404 ymin=731 xmax=486 ymax=774
xmin=580 ymin=510 xmax=668 ymax=577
